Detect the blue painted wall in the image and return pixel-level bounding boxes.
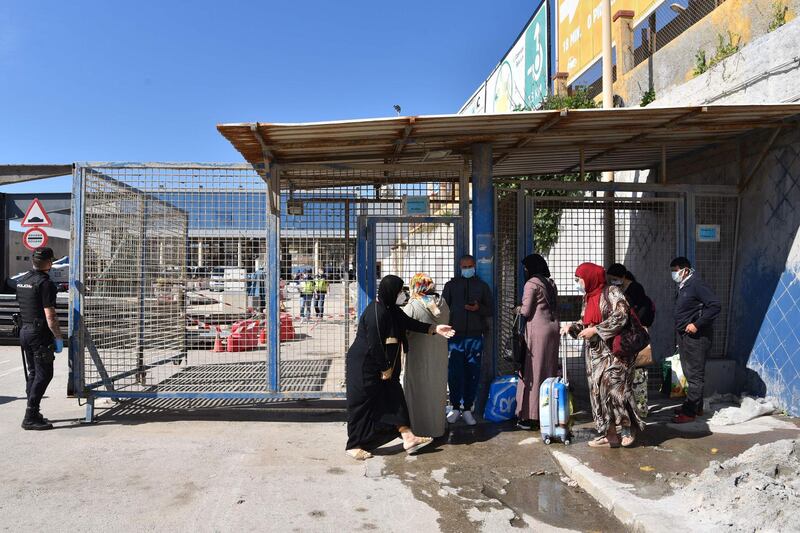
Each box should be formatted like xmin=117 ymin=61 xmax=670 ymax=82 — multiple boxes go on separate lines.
xmin=747 ymin=266 xmax=800 ymax=415
xmin=727 ymin=130 xmax=800 ymax=415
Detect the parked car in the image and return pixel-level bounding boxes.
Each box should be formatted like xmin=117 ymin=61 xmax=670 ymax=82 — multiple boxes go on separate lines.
xmin=9 ymin=255 xmax=69 ymax=292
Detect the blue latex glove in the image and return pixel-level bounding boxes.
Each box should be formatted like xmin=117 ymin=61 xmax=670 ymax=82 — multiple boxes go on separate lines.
xmin=54 ymin=338 xmax=64 ymax=354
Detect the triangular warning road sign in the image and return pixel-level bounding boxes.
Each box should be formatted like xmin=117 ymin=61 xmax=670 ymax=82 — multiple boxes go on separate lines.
xmin=21 ymin=198 xmax=52 ymax=227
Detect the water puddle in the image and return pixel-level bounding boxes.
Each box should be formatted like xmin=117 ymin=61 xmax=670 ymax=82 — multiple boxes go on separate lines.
xmin=493 ymin=474 xmax=623 ymax=531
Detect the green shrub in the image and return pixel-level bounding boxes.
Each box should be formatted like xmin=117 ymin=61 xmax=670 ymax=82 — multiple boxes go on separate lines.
xmin=769 ymin=1 xmax=788 ymax=32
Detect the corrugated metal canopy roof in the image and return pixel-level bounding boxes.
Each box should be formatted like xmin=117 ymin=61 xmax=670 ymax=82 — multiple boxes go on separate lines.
xmin=217 ymin=105 xmax=800 ymax=185
xmin=1 ymin=164 xmax=72 ymax=185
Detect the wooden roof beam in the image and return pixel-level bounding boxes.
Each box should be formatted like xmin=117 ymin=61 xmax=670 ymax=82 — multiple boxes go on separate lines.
xmin=561 ymin=107 xmax=707 ymax=173
xmin=250 ymin=123 xmax=276 ymax=163
xmin=493 ymin=110 xmax=568 ymax=167
xmin=388 ymin=117 xmax=416 ymax=164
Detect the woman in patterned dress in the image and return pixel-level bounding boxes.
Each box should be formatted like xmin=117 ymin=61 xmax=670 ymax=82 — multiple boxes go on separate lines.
xmin=560 ymin=263 xmax=644 ymax=448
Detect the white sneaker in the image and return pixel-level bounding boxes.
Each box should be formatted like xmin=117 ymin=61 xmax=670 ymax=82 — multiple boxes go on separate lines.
xmin=446 ymin=409 xmax=462 ymax=424
xmin=462 ymin=410 xmax=477 ymax=426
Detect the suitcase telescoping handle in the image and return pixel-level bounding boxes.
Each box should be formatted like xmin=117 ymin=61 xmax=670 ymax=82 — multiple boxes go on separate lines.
xmin=561 ymin=333 xmax=568 ymax=384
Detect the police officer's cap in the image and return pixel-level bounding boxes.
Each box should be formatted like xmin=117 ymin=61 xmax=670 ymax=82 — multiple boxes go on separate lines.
xmin=32 ymin=247 xmax=54 ymax=261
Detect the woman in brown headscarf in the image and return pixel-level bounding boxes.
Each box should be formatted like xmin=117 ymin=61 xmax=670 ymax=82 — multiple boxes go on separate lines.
xmin=561 ymin=263 xmax=643 ymax=448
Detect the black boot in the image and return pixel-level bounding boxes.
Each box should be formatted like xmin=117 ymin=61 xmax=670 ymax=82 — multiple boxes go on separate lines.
xmin=21 ymin=407 xmax=53 ymax=430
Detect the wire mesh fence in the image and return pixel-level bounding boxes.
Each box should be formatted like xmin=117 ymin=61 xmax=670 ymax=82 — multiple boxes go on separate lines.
xmin=73 ymin=163 xmax=464 ymax=400
xmin=574 ymin=0 xmax=728 ymax=99
xmin=73 ymin=163 xmax=735 ymax=407
xmin=633 ymin=0 xmax=729 ymax=68
xmin=278 ymin=169 xmax=463 ymax=396
xmin=494 ymin=187 xmax=683 ymax=402
xmin=495 ymin=189 xmax=521 ymax=376
xmin=76 ymin=164 xmax=271 ymax=396
xmin=693 ymin=194 xmax=737 ymax=358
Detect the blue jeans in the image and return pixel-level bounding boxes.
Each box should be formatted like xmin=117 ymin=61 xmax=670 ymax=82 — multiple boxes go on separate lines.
xmin=313 ymin=293 xmax=326 ymax=318
xmin=448 ymin=336 xmax=483 ymax=411
xmin=300 ymin=294 xmax=313 ymax=317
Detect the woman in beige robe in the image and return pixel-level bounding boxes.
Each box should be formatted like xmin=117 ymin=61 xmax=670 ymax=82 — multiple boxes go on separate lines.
xmin=403 ymin=273 xmax=450 ymax=438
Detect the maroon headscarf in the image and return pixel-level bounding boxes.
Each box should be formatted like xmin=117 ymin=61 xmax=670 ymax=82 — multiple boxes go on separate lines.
xmin=576 ymin=262 xmax=606 ymax=325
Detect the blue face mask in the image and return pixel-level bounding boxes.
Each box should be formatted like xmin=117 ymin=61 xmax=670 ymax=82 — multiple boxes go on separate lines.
xmin=461 ymin=267 xmax=475 ymax=279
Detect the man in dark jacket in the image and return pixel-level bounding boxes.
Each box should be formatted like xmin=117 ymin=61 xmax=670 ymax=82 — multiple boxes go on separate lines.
xmin=670 ymin=257 xmax=721 ymax=423
xmin=442 ymin=255 xmax=493 ymax=425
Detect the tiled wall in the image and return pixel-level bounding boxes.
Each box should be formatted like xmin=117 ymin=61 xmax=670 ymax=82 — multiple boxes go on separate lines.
xmin=748 ymin=267 xmax=800 ymax=415
xmin=739 ymin=139 xmax=800 ymax=416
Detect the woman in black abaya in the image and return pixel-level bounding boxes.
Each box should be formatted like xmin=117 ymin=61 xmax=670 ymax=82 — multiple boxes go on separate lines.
xmin=345 ymin=275 xmax=455 ymax=460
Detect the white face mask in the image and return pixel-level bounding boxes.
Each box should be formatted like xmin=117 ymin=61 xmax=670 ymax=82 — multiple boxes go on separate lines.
xmin=396 ymin=292 xmax=409 ymax=306
xmin=574 ymin=281 xmax=585 ymax=295
xmin=671 ymin=270 xmax=684 ymax=284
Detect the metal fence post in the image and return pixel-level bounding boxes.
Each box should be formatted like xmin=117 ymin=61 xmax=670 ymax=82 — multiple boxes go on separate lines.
xmin=69 ymin=164 xmax=85 ymax=398
xmin=471 ymin=143 xmax=494 ymax=415
xmin=356 ymin=216 xmax=369 ymax=316
xmin=136 ymin=198 xmax=148 ymax=386
xmin=268 ymin=164 xmax=281 ymax=393
xmin=344 ymin=199 xmax=351 ymax=353
xmin=685 ymin=192 xmax=697 ymax=265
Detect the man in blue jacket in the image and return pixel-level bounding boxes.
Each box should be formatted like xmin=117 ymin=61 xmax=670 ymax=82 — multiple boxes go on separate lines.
xmin=442 ymin=255 xmax=493 ymax=426
xmin=670 ymin=257 xmax=721 ymax=423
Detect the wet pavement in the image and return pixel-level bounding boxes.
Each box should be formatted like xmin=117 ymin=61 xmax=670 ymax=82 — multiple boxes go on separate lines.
xmin=558 ymin=397 xmax=800 ymax=500
xmin=381 ymin=421 xmax=624 ymax=532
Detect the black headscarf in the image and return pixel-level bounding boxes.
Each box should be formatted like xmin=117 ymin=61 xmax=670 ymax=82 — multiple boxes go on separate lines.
xmin=522 ymin=254 xmax=557 ymax=320
xmin=522 ymin=254 xmax=551 ymax=280
xmin=375 ymin=275 xmax=407 ymax=349
xmin=377 ymin=275 xmax=404 ymax=309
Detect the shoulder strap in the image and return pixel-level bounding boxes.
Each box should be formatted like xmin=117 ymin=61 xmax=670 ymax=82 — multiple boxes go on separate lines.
xmin=374 ymin=303 xmax=390 ymax=363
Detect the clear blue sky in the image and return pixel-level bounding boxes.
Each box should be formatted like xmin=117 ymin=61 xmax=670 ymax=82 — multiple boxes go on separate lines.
xmin=0 ymin=0 xmax=537 ymax=193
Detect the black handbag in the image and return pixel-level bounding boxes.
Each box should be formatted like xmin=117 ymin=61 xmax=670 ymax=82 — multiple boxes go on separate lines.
xmin=501 ymin=312 xmax=526 ymax=371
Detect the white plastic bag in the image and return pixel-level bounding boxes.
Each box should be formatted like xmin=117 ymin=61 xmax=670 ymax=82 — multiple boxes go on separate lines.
xmin=709 ymin=397 xmax=778 ymax=426
xmin=667 ymin=354 xmax=688 ymax=399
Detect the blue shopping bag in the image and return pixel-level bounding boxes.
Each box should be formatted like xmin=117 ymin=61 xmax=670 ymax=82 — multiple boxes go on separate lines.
xmin=484 ymin=375 xmax=519 ymax=422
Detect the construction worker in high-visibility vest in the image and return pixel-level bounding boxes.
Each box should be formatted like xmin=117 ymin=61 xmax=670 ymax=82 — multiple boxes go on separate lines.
xmin=313 ymin=270 xmax=329 ymax=319
xmin=299 ymin=270 xmax=314 ymax=322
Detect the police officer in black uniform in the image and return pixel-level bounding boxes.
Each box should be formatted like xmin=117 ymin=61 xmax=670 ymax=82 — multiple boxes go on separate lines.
xmin=15 ymin=247 xmax=63 ymax=430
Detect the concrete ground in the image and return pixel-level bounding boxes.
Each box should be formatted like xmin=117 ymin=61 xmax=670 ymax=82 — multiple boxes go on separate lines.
xmin=0 ymin=346 xmax=622 ymax=532
xmin=551 ymin=396 xmax=800 ymax=531
xmin=5 ymin=342 xmax=794 ymax=532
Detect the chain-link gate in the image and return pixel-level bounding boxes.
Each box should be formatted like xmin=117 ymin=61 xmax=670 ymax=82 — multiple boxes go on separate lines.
xmin=277 ymin=169 xmax=465 ymax=397
xmin=71 ymin=163 xmax=467 ymax=413
xmin=493 ymin=183 xmax=740 ymax=406
xmin=71 ymin=164 xmax=275 ymax=405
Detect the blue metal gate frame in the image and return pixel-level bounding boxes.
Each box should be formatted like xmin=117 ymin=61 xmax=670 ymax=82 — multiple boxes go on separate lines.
xmin=356 ymin=215 xmax=465 ymax=317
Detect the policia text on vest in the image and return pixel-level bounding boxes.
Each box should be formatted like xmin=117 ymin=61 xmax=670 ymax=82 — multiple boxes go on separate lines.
xmin=13 ymin=247 xmax=64 ymax=431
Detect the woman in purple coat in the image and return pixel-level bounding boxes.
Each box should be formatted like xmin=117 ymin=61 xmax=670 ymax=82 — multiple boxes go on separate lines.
xmin=515 ymin=254 xmax=560 ymax=430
